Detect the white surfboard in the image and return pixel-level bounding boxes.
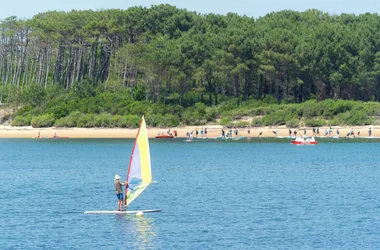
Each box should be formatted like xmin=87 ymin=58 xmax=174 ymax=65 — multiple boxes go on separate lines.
xmin=84 ymin=209 xmax=161 ymax=214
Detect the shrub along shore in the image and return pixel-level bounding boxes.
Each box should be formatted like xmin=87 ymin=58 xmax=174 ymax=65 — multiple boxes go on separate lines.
xmin=5 ymin=95 xmax=380 ymax=129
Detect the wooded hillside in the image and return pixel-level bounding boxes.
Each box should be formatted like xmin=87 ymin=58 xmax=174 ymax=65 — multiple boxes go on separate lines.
xmin=1 ymin=5 xmax=380 ymax=105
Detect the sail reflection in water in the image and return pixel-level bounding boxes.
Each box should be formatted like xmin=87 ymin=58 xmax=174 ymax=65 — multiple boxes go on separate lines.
xmin=119 ymin=216 xmax=156 ymax=249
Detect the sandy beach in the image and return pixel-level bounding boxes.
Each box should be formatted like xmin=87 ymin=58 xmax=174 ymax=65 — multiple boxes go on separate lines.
xmin=0 ymin=125 xmax=378 ymax=139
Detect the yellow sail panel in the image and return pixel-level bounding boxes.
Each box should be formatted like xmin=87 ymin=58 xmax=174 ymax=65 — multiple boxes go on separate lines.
xmin=136 ymin=119 xmax=152 ymax=183
xmin=125 ymin=116 xmax=152 ymax=207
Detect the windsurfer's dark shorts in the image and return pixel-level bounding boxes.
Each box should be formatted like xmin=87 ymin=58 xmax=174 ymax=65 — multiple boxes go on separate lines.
xmin=116 ymin=193 xmax=123 ymax=200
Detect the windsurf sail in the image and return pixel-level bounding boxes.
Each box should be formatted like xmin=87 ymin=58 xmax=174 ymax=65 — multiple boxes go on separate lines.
xmin=124 ymin=116 xmax=152 ymax=208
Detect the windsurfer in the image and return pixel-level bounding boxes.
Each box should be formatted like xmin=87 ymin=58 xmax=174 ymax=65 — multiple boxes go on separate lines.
xmin=114 ymin=175 xmax=128 ymax=211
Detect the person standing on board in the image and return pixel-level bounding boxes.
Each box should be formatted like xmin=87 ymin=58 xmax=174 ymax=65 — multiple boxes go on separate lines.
xmin=114 ymin=175 xmax=128 ymax=211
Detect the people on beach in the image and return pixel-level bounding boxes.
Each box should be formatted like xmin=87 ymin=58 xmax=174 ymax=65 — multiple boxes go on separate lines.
xmin=37 ymin=132 xmax=40 ymax=138
xmin=195 ymin=129 xmax=199 ymax=138
xmin=369 ymin=128 xmax=372 ymax=137
xmin=289 ymin=129 xmax=292 ymax=137
xmin=204 ymin=127 xmax=208 ymax=137
xmin=259 ymin=131 xmax=263 ymax=137
xmin=312 ymin=127 xmax=316 ymax=136
xmin=336 ymin=129 xmax=340 ymax=138
xmin=114 ymin=175 xmax=128 ymax=211
xmin=186 ymin=131 xmax=193 ymax=140
xmin=53 ymin=132 xmax=57 ymax=138
xmin=248 ymin=127 xmax=250 ymax=135
xmin=317 ymin=127 xmax=320 ymax=136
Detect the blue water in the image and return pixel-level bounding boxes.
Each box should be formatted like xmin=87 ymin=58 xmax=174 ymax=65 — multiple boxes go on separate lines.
xmin=1 ymin=139 xmax=380 ymax=249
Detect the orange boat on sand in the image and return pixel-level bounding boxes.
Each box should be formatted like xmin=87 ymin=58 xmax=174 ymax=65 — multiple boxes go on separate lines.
xmin=155 ymin=134 xmax=174 ymax=139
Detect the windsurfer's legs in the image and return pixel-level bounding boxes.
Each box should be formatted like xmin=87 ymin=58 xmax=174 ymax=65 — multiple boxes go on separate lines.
xmin=117 ymin=193 xmax=123 ymax=211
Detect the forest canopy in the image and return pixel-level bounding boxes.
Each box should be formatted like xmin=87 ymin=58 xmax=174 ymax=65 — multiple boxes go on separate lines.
xmin=1 ymin=5 xmax=380 ymax=127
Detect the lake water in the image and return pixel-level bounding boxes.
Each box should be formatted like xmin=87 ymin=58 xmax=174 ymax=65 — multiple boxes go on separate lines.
xmin=1 ymin=138 xmax=380 ymax=249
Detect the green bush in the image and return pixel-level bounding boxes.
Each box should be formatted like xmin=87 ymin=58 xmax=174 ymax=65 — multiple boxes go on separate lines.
xmin=286 ymin=118 xmax=299 ymax=128
xmin=124 ymin=114 xmax=141 ymax=128
xmin=339 ymin=110 xmax=372 ymax=125
xmin=220 ymin=116 xmax=233 ymax=126
xmin=327 ymin=118 xmax=340 ymax=126
xmin=31 ymin=114 xmax=55 ymax=128
xmin=55 ymin=116 xmax=77 ymax=127
xmin=11 ymin=115 xmax=32 ymax=126
xmin=205 ymin=107 xmax=217 ymax=122
xmin=128 ymin=101 xmax=151 ymax=116
xmin=263 ymin=110 xmax=287 ymax=126
xmin=234 ymin=121 xmax=250 ymax=127
xmin=14 ymin=105 xmax=33 ymax=116
xmin=77 ymin=114 xmax=96 ymax=127
xmin=181 ymin=107 xmax=203 ymax=125
xmin=251 ymin=117 xmax=263 ymax=127
xmin=304 ymin=118 xmax=325 ymax=127
xmin=94 ymin=113 xmax=112 ymax=127
xmin=302 ymin=100 xmax=318 ymax=118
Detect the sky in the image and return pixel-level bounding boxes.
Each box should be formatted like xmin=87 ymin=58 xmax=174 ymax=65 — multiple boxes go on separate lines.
xmin=0 ymin=0 xmax=378 ymax=20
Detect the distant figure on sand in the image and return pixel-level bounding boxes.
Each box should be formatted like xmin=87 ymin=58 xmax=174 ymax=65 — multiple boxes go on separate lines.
xmin=259 ymin=131 xmax=263 ymax=137
xmin=317 ymin=127 xmax=320 ymax=136
xmin=53 ymin=132 xmax=57 ymax=138
xmin=369 ymin=128 xmax=372 ymax=137
xmin=248 ymin=127 xmax=250 ymax=135
xmin=37 ymin=132 xmax=40 ymax=138
xmin=114 ymin=175 xmax=128 ymax=211
xmin=289 ymin=129 xmax=292 ymax=137
xmin=272 ymin=131 xmax=277 ymax=136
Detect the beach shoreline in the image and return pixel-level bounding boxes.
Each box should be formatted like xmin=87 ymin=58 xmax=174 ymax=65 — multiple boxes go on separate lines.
xmin=0 ymin=125 xmax=378 ymax=139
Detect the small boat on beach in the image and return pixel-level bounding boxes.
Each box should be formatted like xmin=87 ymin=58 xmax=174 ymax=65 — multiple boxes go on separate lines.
xmin=291 ymin=136 xmax=318 ymax=145
xmin=155 ymin=134 xmax=174 ymax=139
